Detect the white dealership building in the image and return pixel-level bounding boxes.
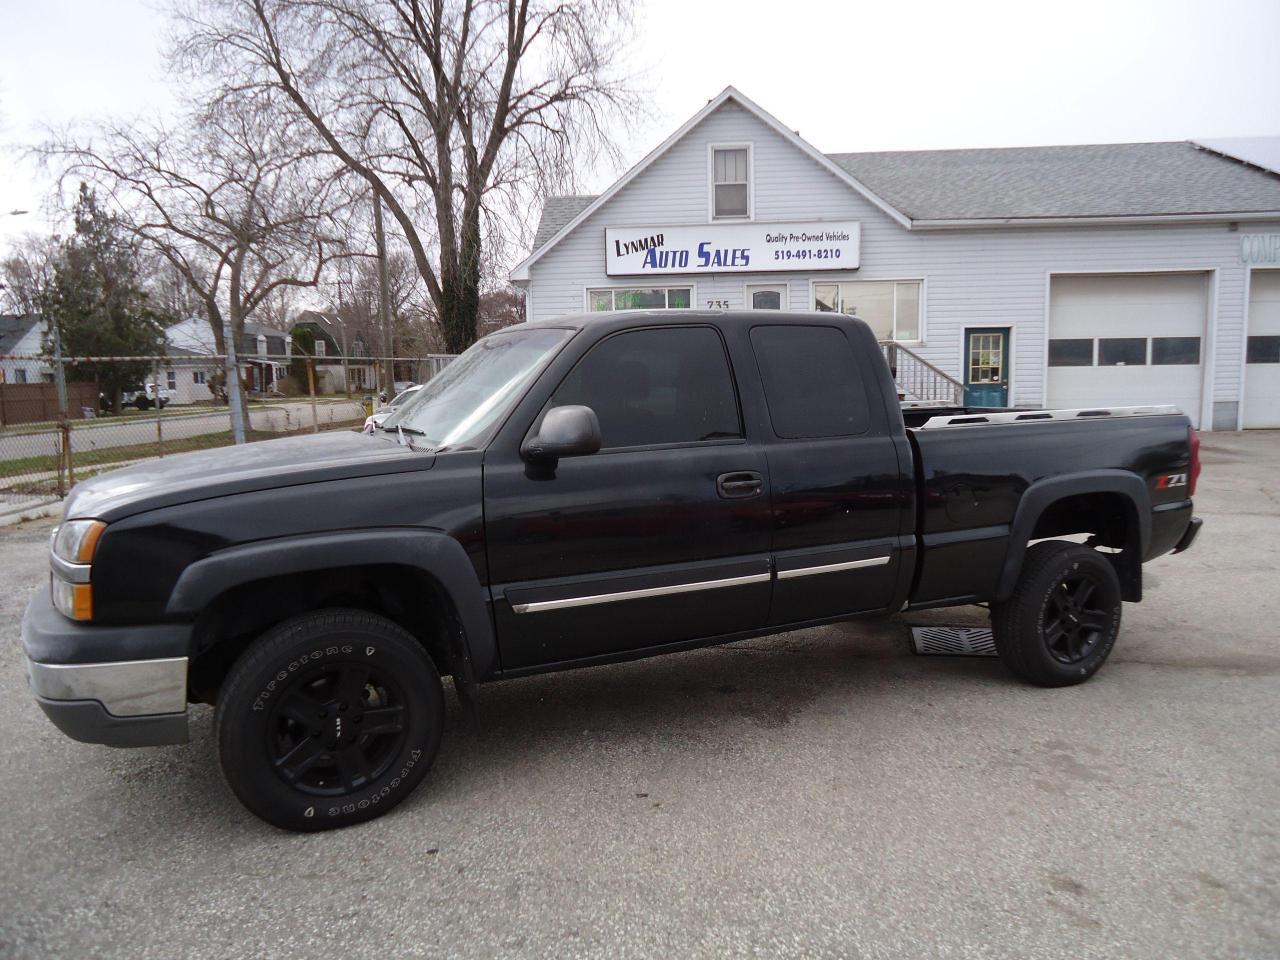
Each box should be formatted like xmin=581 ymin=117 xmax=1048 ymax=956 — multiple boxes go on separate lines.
xmin=510 ymin=87 xmax=1280 ymax=429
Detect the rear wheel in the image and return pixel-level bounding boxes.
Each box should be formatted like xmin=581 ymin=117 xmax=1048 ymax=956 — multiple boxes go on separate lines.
xmin=216 ymin=609 xmax=444 ymax=831
xmin=992 ymin=541 xmax=1122 ymax=687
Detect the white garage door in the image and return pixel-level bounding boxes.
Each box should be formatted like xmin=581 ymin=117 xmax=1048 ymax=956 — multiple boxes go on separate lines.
xmin=1244 ymin=270 xmax=1280 ymax=429
xmin=1047 ymin=273 xmax=1207 ymax=427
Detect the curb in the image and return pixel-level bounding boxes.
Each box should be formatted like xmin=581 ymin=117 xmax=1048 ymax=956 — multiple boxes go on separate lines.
xmin=0 ymin=499 xmax=61 ymax=528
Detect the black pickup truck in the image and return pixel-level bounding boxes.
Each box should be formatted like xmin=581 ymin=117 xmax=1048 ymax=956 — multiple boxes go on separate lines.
xmin=22 ymin=310 xmax=1202 ymax=830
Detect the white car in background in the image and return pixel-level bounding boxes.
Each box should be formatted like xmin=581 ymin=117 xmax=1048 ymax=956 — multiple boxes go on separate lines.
xmin=362 ymin=384 xmax=422 ymax=433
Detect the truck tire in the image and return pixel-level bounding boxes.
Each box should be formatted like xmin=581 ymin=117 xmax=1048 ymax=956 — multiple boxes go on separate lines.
xmin=992 ymin=540 xmax=1122 ymax=687
xmin=215 ymin=609 xmax=444 ymax=832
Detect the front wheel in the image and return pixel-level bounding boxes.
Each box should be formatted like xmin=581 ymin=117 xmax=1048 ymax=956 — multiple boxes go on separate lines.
xmin=216 ymin=610 xmax=444 ymax=831
xmin=992 ymin=541 xmax=1122 ymax=687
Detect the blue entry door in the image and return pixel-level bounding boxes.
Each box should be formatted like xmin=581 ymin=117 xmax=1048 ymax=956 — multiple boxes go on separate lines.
xmin=964 ymin=328 xmax=1010 ymax=407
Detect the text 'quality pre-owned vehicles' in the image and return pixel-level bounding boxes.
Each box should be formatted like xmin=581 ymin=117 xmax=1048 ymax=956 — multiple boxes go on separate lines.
xmin=22 ymin=310 xmax=1202 ymax=830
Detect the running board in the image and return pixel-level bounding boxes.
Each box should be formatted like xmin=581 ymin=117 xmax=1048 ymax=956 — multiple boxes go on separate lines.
xmin=910 ymin=626 xmax=997 ymax=657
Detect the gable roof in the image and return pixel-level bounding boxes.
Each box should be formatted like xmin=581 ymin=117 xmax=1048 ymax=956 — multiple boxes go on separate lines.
xmin=827 ymin=141 xmax=1280 ymax=223
xmin=0 ymin=314 xmax=42 ymax=354
xmin=509 ymin=86 xmax=909 ymax=281
xmin=1192 ymin=136 xmax=1280 ymax=177
xmin=532 ymin=196 xmax=597 ymax=249
xmin=514 ymin=88 xmax=1280 ymax=280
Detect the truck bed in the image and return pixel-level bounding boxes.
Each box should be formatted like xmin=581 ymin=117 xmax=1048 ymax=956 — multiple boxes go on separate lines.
xmin=902 ymin=406 xmax=1195 ymax=609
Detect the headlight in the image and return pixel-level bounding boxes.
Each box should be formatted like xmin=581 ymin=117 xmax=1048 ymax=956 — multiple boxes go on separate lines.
xmin=50 ymin=519 xmax=106 ymax=621
xmin=52 ymin=519 xmax=106 ymax=565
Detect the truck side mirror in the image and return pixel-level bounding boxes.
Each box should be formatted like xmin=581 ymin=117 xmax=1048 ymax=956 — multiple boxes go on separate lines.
xmin=522 ymin=405 xmax=602 ymax=462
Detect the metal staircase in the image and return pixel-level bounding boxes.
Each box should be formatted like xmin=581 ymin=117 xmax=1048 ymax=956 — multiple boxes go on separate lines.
xmin=879 ymin=342 xmax=964 ymax=406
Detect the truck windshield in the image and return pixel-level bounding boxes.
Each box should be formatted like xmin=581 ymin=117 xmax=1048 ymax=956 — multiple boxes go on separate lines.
xmin=381 ymin=327 xmax=574 ymax=449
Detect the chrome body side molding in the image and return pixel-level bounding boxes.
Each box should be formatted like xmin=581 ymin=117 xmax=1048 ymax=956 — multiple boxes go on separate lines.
xmin=511 ymin=571 xmax=772 ymax=614
xmin=776 ymin=555 xmax=892 ymax=580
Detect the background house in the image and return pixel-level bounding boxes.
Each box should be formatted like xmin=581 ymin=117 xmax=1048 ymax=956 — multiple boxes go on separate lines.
xmin=290 ymin=310 xmax=376 ymax=393
xmin=165 ymin=316 xmax=290 ymax=396
xmin=513 ymin=87 xmax=1280 ymax=430
xmin=0 ymin=314 xmax=52 ymax=384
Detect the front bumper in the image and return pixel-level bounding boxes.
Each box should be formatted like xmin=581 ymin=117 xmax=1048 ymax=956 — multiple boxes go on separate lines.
xmin=22 ymin=586 xmax=191 ymax=747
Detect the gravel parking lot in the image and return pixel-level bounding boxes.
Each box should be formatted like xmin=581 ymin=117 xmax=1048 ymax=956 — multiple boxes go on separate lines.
xmin=1 ymin=432 xmax=1277 ymax=960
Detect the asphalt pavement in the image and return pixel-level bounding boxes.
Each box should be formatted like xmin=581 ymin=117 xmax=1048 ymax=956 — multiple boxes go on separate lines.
xmin=0 ymin=431 xmax=1277 ymax=959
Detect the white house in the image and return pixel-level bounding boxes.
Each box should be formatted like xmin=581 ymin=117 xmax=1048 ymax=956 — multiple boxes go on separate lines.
xmin=165 ymin=316 xmax=292 ymax=399
xmin=510 ymin=87 xmax=1280 ymax=429
xmin=0 ymin=315 xmax=53 ymax=383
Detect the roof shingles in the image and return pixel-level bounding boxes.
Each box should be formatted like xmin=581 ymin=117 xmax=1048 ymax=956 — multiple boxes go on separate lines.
xmin=529 ymin=141 xmax=1280 ymax=251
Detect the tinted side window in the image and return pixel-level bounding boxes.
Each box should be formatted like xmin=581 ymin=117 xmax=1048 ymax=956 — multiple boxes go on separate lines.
xmin=551 ymin=327 xmax=741 ymax=448
xmin=750 ymin=325 xmax=870 ymax=438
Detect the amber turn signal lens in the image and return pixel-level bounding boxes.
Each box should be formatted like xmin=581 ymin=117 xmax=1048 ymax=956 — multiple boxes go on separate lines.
xmin=51 ymin=577 xmax=94 ymax=621
xmin=71 ymin=583 xmax=93 ymax=620
xmin=76 ymin=521 xmax=106 ymax=563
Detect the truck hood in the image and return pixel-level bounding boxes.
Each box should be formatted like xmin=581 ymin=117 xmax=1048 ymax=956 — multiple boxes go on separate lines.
xmin=64 ymin=430 xmax=433 ymax=521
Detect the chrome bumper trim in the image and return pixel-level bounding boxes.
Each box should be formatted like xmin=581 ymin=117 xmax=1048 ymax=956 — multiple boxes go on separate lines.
xmin=49 ymin=553 xmax=91 ymax=584
xmin=25 ymin=656 xmax=188 ymax=717
xmin=777 ymin=555 xmax=892 ymax=580
xmin=512 ymin=571 xmax=771 ymax=614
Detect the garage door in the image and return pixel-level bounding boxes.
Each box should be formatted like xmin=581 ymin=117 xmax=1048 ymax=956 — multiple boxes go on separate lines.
xmin=1047 ymin=273 xmax=1207 ymax=427
xmin=1244 ymin=270 xmax=1280 ymax=429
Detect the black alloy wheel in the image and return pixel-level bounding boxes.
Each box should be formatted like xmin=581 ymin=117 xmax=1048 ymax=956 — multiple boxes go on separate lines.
xmin=1042 ymin=572 xmax=1111 ymax=665
xmin=217 ymin=609 xmax=443 ymax=831
xmin=992 ymin=540 xmax=1123 ymax=687
xmin=265 ymin=661 xmax=409 ymax=796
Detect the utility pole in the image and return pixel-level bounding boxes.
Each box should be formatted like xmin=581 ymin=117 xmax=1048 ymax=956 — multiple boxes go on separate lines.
xmin=51 ymin=321 xmax=68 ymax=416
xmin=222 ymin=311 xmax=246 ymax=444
xmin=373 ymin=195 xmax=394 ymax=397
xmin=335 ymin=281 xmax=351 ymax=398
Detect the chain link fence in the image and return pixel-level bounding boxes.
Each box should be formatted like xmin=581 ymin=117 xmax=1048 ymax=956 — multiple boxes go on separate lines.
xmin=0 ymin=351 xmax=455 ymax=511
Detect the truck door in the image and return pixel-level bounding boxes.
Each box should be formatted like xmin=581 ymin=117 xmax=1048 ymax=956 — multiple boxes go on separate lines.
xmin=484 ymin=324 xmax=774 ymax=671
xmin=748 ymin=323 xmax=912 ymax=626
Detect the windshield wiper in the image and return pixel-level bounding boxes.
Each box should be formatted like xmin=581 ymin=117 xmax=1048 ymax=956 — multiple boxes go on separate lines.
xmin=392 ymin=424 xmax=439 ymax=452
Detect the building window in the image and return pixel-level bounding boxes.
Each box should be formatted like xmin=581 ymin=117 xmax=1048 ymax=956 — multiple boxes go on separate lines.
xmin=1048 ymin=339 xmax=1094 ymax=367
xmin=256 ymin=334 xmax=267 ymax=356
xmin=746 ymin=283 xmax=787 ymax=310
xmin=1247 ymin=336 xmax=1280 ymax=364
xmin=814 ymin=280 xmax=922 ymax=342
xmin=193 ymin=370 xmax=207 ymax=385
xmin=13 ymin=368 xmax=28 ymax=384
xmin=588 ymin=287 xmax=692 ymax=311
xmin=1098 ymin=338 xmax=1148 ymax=366
xmin=1151 ymin=337 xmax=1201 ymax=365
xmin=549 ymin=326 xmax=740 ymax=448
xmin=166 ymin=370 xmax=177 ymax=390
xmin=711 ymin=146 xmax=750 ymax=220
xmin=314 ymin=339 xmax=326 ymax=358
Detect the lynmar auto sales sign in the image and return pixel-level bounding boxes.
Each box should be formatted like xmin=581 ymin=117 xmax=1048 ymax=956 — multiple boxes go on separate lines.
xmin=605 ymin=220 xmax=861 ymax=276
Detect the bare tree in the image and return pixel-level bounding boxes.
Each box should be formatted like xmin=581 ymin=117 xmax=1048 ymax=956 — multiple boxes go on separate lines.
xmin=40 ymin=101 xmax=349 ymax=440
xmin=0 ymin=233 xmax=61 ymax=315
xmin=174 ymin=0 xmax=637 ymax=353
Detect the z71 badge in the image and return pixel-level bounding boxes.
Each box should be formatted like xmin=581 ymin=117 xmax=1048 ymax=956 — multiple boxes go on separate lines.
xmin=1156 ymin=473 xmax=1188 ymax=489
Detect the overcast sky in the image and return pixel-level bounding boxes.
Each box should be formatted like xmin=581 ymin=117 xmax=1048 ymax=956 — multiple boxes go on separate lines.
xmin=2 ymin=0 xmax=1278 ymax=249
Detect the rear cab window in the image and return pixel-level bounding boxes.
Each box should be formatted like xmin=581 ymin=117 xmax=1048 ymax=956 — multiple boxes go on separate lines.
xmin=749 ymin=325 xmax=870 ymax=438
